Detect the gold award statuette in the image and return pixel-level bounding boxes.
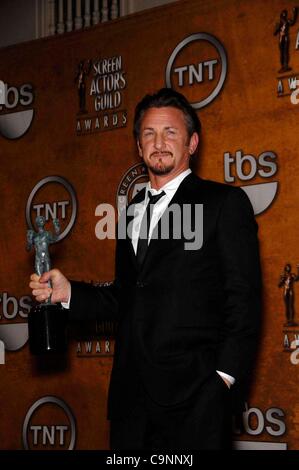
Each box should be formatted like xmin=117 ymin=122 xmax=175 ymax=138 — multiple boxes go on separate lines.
xmin=27 ymin=216 xmax=67 ymax=354
xmin=278 ymin=263 xmax=299 ymax=327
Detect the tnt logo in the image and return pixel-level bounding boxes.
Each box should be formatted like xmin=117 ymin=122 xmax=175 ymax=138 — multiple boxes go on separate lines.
xmin=33 ymin=201 xmax=70 ymax=220
xmin=23 ymin=396 xmax=76 ymax=450
xmin=26 ymin=176 xmax=77 ymax=242
xmin=165 ymin=33 xmax=227 ymax=109
xmin=173 ymin=60 xmax=218 ymax=86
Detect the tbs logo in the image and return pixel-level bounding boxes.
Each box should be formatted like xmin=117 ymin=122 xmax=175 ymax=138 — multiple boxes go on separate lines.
xmin=0 ymin=80 xmax=34 ymax=139
xmin=0 ymin=292 xmax=32 ymax=364
xmin=224 ymin=149 xmax=278 ymax=215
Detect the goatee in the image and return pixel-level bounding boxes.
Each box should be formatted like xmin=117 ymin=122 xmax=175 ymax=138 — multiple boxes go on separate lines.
xmin=148 ymin=164 xmax=174 ymax=175
xmin=148 ymin=153 xmax=174 ymax=175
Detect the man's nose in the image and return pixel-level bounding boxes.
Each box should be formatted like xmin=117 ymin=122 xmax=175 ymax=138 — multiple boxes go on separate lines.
xmin=154 ymin=133 xmax=165 ymax=150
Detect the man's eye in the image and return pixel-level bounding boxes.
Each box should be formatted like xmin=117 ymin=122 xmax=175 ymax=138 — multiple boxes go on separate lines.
xmin=166 ymin=129 xmax=176 ymax=136
xmin=143 ymin=131 xmax=154 ymax=137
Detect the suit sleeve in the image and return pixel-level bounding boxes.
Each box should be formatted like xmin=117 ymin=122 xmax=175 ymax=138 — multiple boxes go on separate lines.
xmin=215 ymin=187 xmax=262 ymax=382
xmin=68 ymin=280 xmax=120 ymax=322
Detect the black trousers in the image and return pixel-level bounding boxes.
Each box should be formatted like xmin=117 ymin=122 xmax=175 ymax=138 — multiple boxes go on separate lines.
xmin=110 ymin=372 xmax=232 ymax=450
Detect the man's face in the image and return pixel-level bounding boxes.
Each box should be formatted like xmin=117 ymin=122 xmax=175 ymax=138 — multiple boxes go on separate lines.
xmin=137 ymin=106 xmax=198 ymax=178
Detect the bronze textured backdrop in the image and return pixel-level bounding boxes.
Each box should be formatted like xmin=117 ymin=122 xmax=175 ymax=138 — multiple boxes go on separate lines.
xmin=0 ymin=0 xmax=298 ymax=450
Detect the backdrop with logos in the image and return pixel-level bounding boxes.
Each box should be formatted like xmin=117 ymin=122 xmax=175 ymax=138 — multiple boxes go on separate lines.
xmin=0 ymin=0 xmax=298 ymax=450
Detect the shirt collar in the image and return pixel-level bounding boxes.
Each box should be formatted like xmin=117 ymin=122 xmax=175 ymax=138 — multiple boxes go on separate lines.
xmin=147 ymin=169 xmax=191 ymax=198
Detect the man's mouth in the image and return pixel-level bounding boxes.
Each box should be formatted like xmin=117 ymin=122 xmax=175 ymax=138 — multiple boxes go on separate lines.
xmin=150 ymin=152 xmax=173 ymax=158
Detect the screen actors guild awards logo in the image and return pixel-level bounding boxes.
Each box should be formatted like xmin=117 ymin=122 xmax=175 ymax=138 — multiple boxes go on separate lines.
xmin=274 ymin=7 xmax=299 ymax=98
xmin=280 ymin=263 xmax=299 ymax=364
xmin=116 ymin=162 xmax=149 ymax=216
xmin=75 ymin=59 xmax=92 ymax=114
xmin=274 ymin=8 xmax=298 ymax=73
xmin=75 ymin=56 xmax=127 ymax=135
xmin=279 ymin=263 xmax=299 ymax=327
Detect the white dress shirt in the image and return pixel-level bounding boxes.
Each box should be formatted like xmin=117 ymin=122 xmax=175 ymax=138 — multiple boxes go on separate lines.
xmin=131 ymin=168 xmax=192 ymax=254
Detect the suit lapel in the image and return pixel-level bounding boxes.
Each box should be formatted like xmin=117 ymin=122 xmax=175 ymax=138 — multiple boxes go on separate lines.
xmin=124 ymin=187 xmax=146 ymax=271
xmin=142 ymin=173 xmax=201 ymax=271
xmin=122 ymin=173 xmax=203 ymax=273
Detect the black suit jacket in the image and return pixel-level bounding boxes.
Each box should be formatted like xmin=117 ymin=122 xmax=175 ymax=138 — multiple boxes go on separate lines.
xmin=69 ymin=173 xmax=262 ymax=419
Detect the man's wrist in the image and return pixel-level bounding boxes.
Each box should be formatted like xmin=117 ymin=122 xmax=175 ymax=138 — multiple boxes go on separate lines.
xmin=61 ymin=283 xmax=71 ymax=309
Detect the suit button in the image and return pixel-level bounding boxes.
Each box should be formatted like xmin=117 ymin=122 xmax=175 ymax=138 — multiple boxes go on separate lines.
xmin=136 ymin=281 xmax=145 ymax=287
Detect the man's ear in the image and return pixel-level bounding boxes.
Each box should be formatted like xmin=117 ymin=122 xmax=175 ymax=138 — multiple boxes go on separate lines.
xmin=137 ymin=140 xmax=143 ymax=158
xmin=188 ymin=132 xmax=199 ymax=155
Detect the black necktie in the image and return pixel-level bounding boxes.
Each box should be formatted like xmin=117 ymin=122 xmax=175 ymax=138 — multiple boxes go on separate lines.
xmin=136 ymin=190 xmax=166 ymax=267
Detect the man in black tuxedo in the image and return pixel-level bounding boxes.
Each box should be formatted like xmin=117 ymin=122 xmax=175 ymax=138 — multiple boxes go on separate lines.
xmin=30 ymin=88 xmax=261 ymax=450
